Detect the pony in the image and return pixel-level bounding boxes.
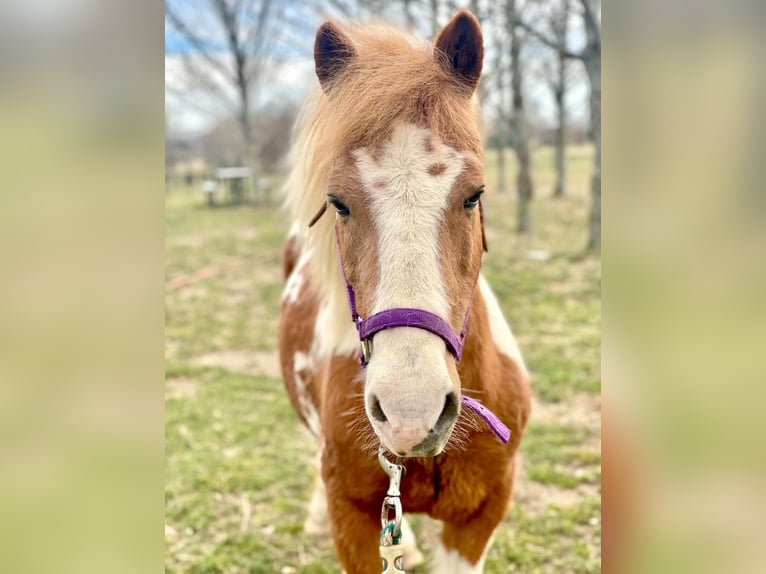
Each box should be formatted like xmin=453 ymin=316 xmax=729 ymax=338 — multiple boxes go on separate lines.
xmin=278 ymin=10 xmax=531 ymax=573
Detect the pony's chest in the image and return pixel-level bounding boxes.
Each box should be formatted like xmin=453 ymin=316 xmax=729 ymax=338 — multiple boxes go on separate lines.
xmin=398 ymin=454 xmax=504 ymax=520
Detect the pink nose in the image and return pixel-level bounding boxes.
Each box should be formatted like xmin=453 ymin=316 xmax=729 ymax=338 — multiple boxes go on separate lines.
xmin=378 ymin=423 xmax=429 ymax=455
xmin=368 ymin=392 xmax=459 ymax=456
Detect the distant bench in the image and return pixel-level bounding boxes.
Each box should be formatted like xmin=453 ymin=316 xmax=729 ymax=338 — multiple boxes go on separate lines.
xmin=202 ymin=167 xmax=273 ymax=206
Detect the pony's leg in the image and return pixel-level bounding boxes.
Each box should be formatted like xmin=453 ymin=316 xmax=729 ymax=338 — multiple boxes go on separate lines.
xmin=304 ymin=446 xmax=330 ymax=536
xmin=431 ymin=504 xmax=507 ymax=574
xmin=324 ymin=484 xmax=382 ymax=574
xmin=303 ymin=473 xmax=330 ymax=536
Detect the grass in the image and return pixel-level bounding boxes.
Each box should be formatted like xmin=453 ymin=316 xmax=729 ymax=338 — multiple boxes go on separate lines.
xmin=165 ymin=144 xmax=601 ymax=573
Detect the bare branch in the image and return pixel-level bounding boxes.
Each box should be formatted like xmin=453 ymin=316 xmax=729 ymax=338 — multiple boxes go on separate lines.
xmin=511 ymin=16 xmax=582 ymax=60
xmin=177 ymin=52 xmax=238 ymax=112
xmin=166 ymin=5 xmax=235 ymax=84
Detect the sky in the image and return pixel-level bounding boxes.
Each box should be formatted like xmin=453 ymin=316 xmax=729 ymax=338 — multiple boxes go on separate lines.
xmin=164 ymin=0 xmax=590 ymax=138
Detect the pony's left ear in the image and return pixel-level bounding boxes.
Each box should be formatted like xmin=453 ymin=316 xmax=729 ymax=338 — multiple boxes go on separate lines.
xmin=434 ymin=10 xmax=484 ymax=93
xmin=315 ymin=22 xmax=356 ymax=92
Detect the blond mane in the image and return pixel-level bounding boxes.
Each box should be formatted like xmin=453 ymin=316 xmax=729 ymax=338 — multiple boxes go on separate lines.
xmin=284 ymin=22 xmax=483 ymax=348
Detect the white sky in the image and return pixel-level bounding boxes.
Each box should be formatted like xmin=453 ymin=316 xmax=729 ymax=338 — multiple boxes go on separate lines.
xmin=165 ymin=1 xmax=591 ymax=138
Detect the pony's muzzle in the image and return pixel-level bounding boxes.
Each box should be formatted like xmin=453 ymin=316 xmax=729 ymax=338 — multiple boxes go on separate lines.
xmin=367 ymin=391 xmax=459 ymax=457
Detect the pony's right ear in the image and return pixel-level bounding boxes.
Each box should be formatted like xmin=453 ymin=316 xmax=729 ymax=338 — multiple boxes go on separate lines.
xmin=314 ymin=22 xmax=355 ymax=92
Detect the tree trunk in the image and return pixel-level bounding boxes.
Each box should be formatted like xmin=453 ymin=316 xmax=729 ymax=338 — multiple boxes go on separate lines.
xmin=585 ymin=55 xmax=601 ymax=251
xmin=236 ymin=75 xmax=258 ymax=203
xmin=237 ymin=78 xmax=253 ymax=160
xmin=553 ymin=0 xmax=569 ymax=198
xmin=578 ymin=0 xmax=601 ymax=251
xmin=402 ymin=0 xmax=415 ymax=30
xmin=553 ymin=83 xmax=566 ymax=197
xmin=497 ymin=130 xmax=507 ymax=194
xmin=510 ymin=5 xmax=533 ymax=234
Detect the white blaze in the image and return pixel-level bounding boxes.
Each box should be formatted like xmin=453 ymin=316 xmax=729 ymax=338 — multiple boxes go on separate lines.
xmin=353 ymin=123 xmax=464 ymax=318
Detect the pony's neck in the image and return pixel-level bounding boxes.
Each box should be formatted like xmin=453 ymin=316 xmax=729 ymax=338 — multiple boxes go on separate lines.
xmin=457 ymin=276 xmax=525 ymax=408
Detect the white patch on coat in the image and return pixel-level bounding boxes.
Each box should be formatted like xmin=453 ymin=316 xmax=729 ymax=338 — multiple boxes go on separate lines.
xmin=282 ymin=249 xmax=311 ymax=303
xmin=431 ymin=532 xmax=495 ymax=573
xmin=293 ymin=351 xmax=321 ymax=436
xmin=287 ymin=220 xmax=301 ymax=240
xmin=478 ymin=274 xmax=528 ymax=378
xmin=312 ymin=301 xmax=360 ymax=359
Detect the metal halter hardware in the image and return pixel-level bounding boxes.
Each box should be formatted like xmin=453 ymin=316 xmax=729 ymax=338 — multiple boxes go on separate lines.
xmin=378 ymin=447 xmax=405 ymax=573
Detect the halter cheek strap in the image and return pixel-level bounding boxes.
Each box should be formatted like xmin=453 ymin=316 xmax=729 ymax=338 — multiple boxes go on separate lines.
xmin=333 ymin=228 xmax=510 ymax=444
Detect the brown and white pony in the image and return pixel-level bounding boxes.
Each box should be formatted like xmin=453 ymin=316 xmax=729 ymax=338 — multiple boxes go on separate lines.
xmin=278 ymin=11 xmax=531 ymax=573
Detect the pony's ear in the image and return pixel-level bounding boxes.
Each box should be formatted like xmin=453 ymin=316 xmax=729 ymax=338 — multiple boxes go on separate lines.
xmin=434 ymin=10 xmax=484 ymax=93
xmin=314 ymin=22 xmax=356 ymax=92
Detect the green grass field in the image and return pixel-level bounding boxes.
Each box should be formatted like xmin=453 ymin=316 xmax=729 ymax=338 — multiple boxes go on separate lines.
xmin=165 ymin=145 xmax=601 ymax=573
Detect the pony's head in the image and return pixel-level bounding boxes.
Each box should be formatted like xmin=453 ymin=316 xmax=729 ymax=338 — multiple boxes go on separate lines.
xmin=297 ymin=11 xmax=486 ymax=457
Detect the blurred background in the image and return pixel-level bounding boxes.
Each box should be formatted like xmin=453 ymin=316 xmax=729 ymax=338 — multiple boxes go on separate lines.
xmin=2 ymin=0 xmax=764 ymax=572
xmin=165 ymin=1 xmax=602 ymax=572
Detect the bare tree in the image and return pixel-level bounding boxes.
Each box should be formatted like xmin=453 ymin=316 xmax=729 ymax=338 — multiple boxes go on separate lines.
xmin=514 ymin=0 xmax=601 ymax=250
xmin=488 ymin=0 xmax=510 ymax=195
xmin=165 ymin=0 xmax=287 ymax=170
xmin=547 ymin=0 xmax=570 ymax=198
xmin=508 ymin=0 xmax=534 ymax=234
xmin=580 ymin=0 xmax=601 ymax=251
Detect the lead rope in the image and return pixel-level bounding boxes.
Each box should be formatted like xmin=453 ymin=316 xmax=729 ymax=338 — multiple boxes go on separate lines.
xmin=378 ymin=447 xmax=406 ymax=573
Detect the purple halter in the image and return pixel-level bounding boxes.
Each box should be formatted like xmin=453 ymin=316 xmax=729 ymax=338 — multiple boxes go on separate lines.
xmin=333 ymin=230 xmax=511 ymax=444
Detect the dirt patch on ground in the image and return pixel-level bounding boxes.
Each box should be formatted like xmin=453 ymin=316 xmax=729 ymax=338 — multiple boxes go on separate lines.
xmin=191 ymin=349 xmax=281 ymax=378
xmin=516 ymin=476 xmax=600 ymax=515
xmin=531 ymin=393 xmax=601 ymax=429
xmin=167 ymin=378 xmax=199 ymax=399
xmin=514 ymin=456 xmax=600 ymax=515
xmin=177 ymin=284 xmax=209 ymax=301
xmin=235 ymin=227 xmax=258 ymax=240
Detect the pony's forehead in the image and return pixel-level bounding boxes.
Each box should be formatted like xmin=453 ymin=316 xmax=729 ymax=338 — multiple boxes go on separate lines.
xmin=326 ymin=123 xmax=484 ymax=200
xmin=349 ymin=122 xmax=482 ymax=179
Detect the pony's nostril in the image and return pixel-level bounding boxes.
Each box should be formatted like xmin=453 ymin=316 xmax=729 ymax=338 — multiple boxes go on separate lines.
xmin=434 ymin=392 xmax=459 ymax=431
xmin=370 ymin=395 xmax=388 ymax=423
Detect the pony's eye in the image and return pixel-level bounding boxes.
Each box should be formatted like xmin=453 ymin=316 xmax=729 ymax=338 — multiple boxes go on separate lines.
xmin=463 ymin=186 xmax=485 ymax=210
xmin=328 ymin=195 xmax=350 ymax=217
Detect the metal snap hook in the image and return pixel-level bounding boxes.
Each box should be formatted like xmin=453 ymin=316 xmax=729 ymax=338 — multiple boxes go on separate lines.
xmin=361 ymin=337 xmax=372 ymax=364
xmin=380 ymin=495 xmax=403 ymax=537
xmin=378 ymin=447 xmax=403 ymax=497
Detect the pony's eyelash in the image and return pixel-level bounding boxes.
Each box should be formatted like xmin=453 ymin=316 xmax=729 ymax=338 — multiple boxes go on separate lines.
xmin=328 ymin=195 xmax=350 ymax=217
xmin=463 ymin=186 xmax=485 ymax=209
